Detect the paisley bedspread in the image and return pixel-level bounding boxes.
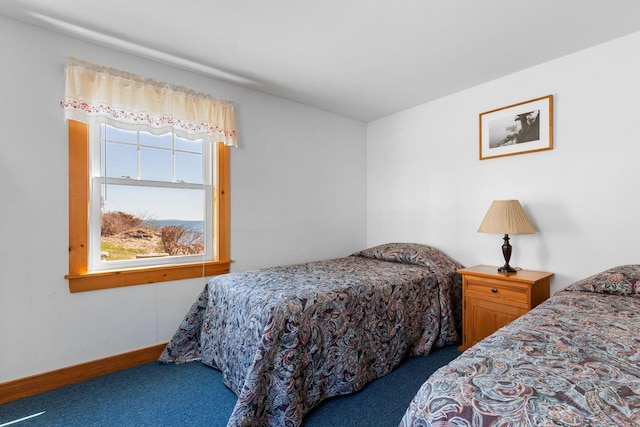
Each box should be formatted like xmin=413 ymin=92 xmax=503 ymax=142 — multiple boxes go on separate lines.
xmin=159 ymin=243 xmax=463 ymax=426
xmin=400 ymin=264 xmax=640 ymax=427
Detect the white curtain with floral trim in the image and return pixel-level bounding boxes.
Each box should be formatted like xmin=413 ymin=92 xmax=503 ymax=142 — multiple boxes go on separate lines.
xmin=61 ymin=57 xmax=238 ymax=147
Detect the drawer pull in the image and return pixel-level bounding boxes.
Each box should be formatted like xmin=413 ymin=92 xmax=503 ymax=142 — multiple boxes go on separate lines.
xmin=491 ymin=288 xmax=498 ymax=293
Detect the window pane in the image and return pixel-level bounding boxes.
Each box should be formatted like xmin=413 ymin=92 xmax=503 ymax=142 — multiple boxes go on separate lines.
xmin=140 ymin=131 xmax=172 ymax=149
xmin=105 ymin=125 xmax=137 ymax=143
xmin=175 ymin=136 xmax=202 ymax=153
xmin=140 ymin=147 xmax=172 ymax=181
xmin=176 ymin=152 xmax=203 ymax=184
xmin=100 ymin=184 xmax=205 ymax=261
xmin=104 ymin=142 xmax=137 ymax=179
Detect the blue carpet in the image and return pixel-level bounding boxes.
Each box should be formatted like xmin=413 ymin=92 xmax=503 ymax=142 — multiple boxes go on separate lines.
xmin=0 ymin=345 xmax=460 ymax=426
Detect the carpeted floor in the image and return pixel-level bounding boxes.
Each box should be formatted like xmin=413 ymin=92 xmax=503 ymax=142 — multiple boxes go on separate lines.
xmin=0 ymin=345 xmax=460 ymax=427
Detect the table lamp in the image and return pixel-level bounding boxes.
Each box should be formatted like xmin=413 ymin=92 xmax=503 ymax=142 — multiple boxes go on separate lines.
xmin=478 ymin=200 xmax=536 ymax=273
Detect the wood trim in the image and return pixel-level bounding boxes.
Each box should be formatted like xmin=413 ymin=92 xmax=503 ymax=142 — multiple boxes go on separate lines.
xmin=217 ymin=142 xmax=231 ymax=261
xmin=0 ymin=343 xmax=167 ymax=404
xmin=68 ymin=120 xmax=89 ymax=275
xmin=67 ymin=260 xmax=231 ymax=292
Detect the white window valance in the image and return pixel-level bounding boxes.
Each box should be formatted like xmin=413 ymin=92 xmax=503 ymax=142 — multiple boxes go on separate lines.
xmin=61 ymin=57 xmax=238 ymax=147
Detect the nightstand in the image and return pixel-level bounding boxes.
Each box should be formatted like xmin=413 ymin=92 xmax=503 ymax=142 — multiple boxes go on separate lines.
xmin=458 ymin=265 xmax=553 ymax=351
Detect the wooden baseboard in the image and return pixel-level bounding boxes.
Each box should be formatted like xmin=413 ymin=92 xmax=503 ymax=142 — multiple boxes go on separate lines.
xmin=0 ymin=342 xmax=168 ymax=404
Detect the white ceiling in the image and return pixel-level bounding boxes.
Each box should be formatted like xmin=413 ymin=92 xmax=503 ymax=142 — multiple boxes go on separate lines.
xmin=2 ymin=0 xmax=640 ymax=122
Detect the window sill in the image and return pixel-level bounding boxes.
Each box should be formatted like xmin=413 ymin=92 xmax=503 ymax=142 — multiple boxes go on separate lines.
xmin=66 ymin=260 xmax=232 ymax=293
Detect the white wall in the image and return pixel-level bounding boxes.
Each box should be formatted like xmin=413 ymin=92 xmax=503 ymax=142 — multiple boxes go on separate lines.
xmin=0 ymin=16 xmax=366 ymax=383
xmin=367 ymin=31 xmax=640 ymax=294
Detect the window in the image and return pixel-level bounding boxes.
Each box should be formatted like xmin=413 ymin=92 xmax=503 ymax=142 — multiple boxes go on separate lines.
xmin=62 ymin=58 xmax=237 ymax=292
xmin=92 ymin=123 xmax=211 ymax=270
xmin=67 ymin=120 xmax=231 ymax=292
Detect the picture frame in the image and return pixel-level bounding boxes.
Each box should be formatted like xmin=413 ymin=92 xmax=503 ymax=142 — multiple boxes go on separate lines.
xmin=479 ymin=94 xmax=553 ymax=160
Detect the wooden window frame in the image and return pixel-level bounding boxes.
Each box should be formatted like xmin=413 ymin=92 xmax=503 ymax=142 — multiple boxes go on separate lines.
xmin=66 ymin=120 xmax=231 ymax=292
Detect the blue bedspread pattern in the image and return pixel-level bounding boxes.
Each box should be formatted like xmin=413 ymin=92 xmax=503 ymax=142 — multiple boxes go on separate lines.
xmin=159 ymin=243 xmax=462 ymax=426
xmin=400 ymin=265 xmax=640 ymax=426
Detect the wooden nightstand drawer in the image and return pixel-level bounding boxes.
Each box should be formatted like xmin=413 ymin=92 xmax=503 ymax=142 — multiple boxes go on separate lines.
xmin=465 ymin=280 xmax=528 ymax=305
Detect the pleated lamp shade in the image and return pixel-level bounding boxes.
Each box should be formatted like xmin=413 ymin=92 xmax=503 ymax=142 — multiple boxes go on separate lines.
xmin=478 ymin=200 xmax=536 ymax=235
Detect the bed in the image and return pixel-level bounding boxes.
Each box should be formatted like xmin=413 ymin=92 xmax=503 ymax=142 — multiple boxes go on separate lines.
xmin=159 ymin=243 xmax=463 ymax=426
xmin=400 ymin=264 xmax=640 ymax=426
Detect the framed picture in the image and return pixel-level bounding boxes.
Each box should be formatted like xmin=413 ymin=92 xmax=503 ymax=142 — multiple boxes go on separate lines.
xmin=479 ymin=94 xmax=553 ymax=160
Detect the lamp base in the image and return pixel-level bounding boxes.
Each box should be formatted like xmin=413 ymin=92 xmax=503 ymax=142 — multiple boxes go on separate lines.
xmin=497 ymin=264 xmax=517 ymax=273
xmin=497 ymin=234 xmax=518 ymax=273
